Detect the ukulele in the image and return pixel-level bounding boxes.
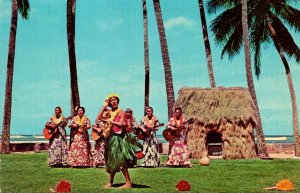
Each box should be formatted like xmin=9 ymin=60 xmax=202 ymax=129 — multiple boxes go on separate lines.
xmin=163 ymin=118 xmax=193 ymax=141
xmin=136 ymin=123 xmax=164 ymax=140
xmin=43 ymin=116 xmax=72 ymax=140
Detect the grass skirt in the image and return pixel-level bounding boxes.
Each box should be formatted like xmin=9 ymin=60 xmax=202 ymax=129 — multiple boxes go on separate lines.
xmin=105 ymin=132 xmax=141 ymax=173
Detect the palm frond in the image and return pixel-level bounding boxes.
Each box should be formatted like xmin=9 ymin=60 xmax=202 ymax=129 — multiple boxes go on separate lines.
xmin=250 ymin=8 xmax=271 ymax=78
xmin=221 ymin=27 xmax=243 ymax=60
xmin=271 ymin=1 xmax=300 ymax=32
xmin=17 ymin=0 xmax=30 ymax=19
xmin=206 ymin=0 xmax=238 ymax=14
xmin=270 ymin=13 xmax=300 ymax=62
xmin=210 ymin=5 xmax=241 ymax=45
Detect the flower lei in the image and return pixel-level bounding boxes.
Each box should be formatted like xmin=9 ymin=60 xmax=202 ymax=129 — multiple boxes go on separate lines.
xmin=51 ymin=115 xmax=63 ymax=125
xmin=144 ymin=115 xmax=157 ymax=128
xmin=265 ymin=179 xmax=294 ymax=191
xmin=173 ymin=115 xmax=183 ymax=128
xmin=108 ymin=107 xmax=121 ymax=122
xmin=76 ymin=115 xmax=86 ymax=126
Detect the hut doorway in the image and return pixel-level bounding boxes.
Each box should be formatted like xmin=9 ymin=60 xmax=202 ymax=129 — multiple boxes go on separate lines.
xmin=206 ymin=132 xmax=223 ymax=156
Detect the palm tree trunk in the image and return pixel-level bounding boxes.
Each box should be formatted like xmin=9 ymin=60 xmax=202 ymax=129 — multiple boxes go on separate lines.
xmin=1 ymin=0 xmax=18 ymax=154
xmin=153 ymin=0 xmax=175 ymax=118
xmin=267 ymin=18 xmax=300 ymax=156
xmin=143 ymin=0 xmax=150 ymax=115
xmin=67 ymin=0 xmax=80 ymax=116
xmin=241 ymin=0 xmax=269 ymax=158
xmin=198 ymin=0 xmax=216 ymax=88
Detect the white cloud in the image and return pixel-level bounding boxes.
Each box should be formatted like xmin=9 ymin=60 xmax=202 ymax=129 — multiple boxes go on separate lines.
xmin=97 ymin=18 xmax=123 ymax=31
xmin=165 ymin=16 xmax=196 ymax=30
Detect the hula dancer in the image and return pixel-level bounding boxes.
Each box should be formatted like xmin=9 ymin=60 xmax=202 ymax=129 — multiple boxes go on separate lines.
xmin=97 ymin=94 xmax=140 ymax=189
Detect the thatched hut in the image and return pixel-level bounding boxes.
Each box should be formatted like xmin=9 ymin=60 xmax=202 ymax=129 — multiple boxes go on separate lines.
xmin=175 ymin=87 xmax=257 ymax=159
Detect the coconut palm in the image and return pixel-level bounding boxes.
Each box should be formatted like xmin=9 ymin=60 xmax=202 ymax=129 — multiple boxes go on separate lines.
xmin=197 ymin=0 xmax=216 ymax=88
xmin=67 ymin=0 xmax=80 ymax=115
xmin=153 ymin=0 xmax=175 ymax=118
xmin=207 ymin=0 xmax=300 ymax=156
xmin=240 ymin=0 xmax=269 ymax=158
xmin=143 ymin=0 xmax=150 ymax=115
xmin=1 ymin=0 xmax=30 ymax=154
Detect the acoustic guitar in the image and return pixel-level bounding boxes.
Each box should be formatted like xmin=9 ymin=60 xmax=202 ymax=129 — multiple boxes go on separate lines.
xmin=163 ymin=118 xmax=193 ymax=142
xmin=136 ymin=123 xmax=164 ymax=140
xmin=91 ymin=127 xmax=104 ymax=141
xmin=43 ymin=116 xmax=72 ymax=140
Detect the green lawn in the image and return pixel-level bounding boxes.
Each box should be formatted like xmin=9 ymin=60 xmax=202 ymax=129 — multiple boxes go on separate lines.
xmin=1 ymin=152 xmax=299 ymax=192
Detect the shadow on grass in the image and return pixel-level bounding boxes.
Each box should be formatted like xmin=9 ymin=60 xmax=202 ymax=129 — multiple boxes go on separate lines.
xmin=113 ymin=183 xmax=151 ymax=189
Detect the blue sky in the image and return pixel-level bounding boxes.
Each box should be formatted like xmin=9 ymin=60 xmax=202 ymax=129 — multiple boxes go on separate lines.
xmin=0 ymin=0 xmax=299 ymax=136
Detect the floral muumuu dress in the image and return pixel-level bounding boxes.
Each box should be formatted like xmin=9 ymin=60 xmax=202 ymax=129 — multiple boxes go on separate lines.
xmin=46 ymin=116 xmax=68 ymax=167
xmin=140 ymin=115 xmax=160 ymax=167
xmin=68 ymin=115 xmax=91 ymax=167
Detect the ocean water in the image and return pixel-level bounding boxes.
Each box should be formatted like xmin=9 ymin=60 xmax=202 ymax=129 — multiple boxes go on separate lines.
xmin=4 ymin=135 xmax=295 ymax=144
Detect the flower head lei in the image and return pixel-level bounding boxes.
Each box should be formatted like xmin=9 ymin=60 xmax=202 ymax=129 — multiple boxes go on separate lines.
xmin=106 ymin=93 xmax=119 ymax=101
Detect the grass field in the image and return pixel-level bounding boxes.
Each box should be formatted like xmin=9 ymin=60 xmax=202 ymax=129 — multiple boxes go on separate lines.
xmin=1 ymin=152 xmax=300 ymax=192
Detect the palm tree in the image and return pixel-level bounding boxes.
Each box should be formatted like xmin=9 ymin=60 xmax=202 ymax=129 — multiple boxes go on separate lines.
xmin=143 ymin=0 xmax=150 ymax=115
xmin=208 ymin=0 xmax=300 ymax=156
xmin=197 ymin=0 xmax=216 ymax=88
xmin=153 ymin=0 xmax=175 ymax=118
xmin=264 ymin=10 xmax=300 ymax=156
xmin=241 ymin=0 xmax=269 ymax=158
xmin=1 ymin=0 xmax=30 ymax=154
xmin=67 ymin=0 xmax=80 ymax=116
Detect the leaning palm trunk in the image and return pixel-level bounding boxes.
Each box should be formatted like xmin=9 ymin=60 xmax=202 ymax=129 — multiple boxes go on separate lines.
xmin=267 ymin=18 xmax=300 ymax=156
xmin=67 ymin=0 xmax=80 ymax=116
xmin=153 ymin=0 xmax=175 ymax=118
xmin=143 ymin=0 xmax=150 ymax=115
xmin=198 ymin=0 xmax=216 ymax=88
xmin=1 ymin=0 xmax=18 ymax=154
xmin=241 ymin=0 xmax=268 ymax=157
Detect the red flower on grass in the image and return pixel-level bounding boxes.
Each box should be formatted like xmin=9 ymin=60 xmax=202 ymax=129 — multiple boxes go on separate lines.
xmin=55 ymin=179 xmax=71 ymax=192
xmin=176 ymin=180 xmax=190 ymax=191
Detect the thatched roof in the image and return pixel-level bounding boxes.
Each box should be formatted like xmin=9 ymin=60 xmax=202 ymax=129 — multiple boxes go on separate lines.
xmin=175 ymin=87 xmax=257 ymax=126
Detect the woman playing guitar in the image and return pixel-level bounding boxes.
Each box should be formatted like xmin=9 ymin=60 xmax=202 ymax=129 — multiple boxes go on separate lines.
xmin=44 ymin=107 xmax=68 ymax=167
xmin=68 ymin=106 xmax=91 ymax=167
xmin=165 ymin=107 xmax=192 ymax=168
xmin=91 ymin=106 xmax=111 ymax=167
xmin=138 ymin=106 xmax=161 ymax=168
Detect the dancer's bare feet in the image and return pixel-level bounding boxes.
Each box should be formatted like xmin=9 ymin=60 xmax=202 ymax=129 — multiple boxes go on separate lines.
xmin=103 ymin=183 xmax=112 ymax=189
xmin=118 ymin=182 xmax=132 ymax=189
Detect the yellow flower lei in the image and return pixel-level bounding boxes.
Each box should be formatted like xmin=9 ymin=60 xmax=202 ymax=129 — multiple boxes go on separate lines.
xmin=76 ymin=115 xmax=86 ymax=126
xmin=108 ymin=107 xmax=121 ymax=122
xmin=51 ymin=115 xmax=63 ymax=125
